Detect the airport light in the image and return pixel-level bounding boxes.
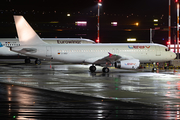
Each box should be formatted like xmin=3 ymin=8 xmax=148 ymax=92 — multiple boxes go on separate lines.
xmin=153 ymin=19 xmax=158 ymax=27
xmin=135 ymin=22 xmax=139 ymax=26
xmin=154 ymin=24 xmax=158 ymax=26
xmin=153 ymin=19 xmax=158 ymax=22
xmin=96 ymin=39 xmax=99 ymax=43
xmin=111 ymin=22 xmax=118 ymax=26
xmin=167 ymin=41 xmax=171 ymax=45
xmin=75 ymin=21 xmax=87 ymax=26
xmin=67 ymin=14 xmax=70 ymax=17
xmin=98 ymin=3 xmax=102 ymax=6
xmin=127 ymin=38 xmax=136 ymax=42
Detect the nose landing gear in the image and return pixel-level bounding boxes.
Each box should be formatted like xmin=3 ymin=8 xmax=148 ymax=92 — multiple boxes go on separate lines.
xmin=152 ymin=62 xmax=157 ymax=72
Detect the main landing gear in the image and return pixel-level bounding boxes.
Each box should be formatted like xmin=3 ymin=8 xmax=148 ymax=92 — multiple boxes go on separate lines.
xmin=152 ymin=62 xmax=157 ymax=72
xmin=102 ymin=67 xmax=109 ymax=73
xmin=35 ymin=59 xmax=41 ymax=65
xmin=89 ymin=65 xmax=110 ymax=73
xmin=25 ymin=58 xmax=31 ymax=64
xmin=24 ymin=58 xmax=41 ymax=65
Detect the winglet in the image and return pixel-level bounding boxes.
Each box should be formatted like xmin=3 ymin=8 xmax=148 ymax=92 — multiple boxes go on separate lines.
xmin=13 ymin=15 xmax=47 ymax=46
xmin=108 ymin=52 xmax=113 ymax=57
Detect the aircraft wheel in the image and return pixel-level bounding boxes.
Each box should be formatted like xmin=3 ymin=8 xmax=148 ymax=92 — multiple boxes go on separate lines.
xmin=25 ymin=58 xmax=31 ymax=64
xmin=102 ymin=67 xmax=109 ymax=73
xmin=152 ymin=67 xmax=157 ymax=72
xmin=35 ymin=59 xmax=41 ymax=65
xmin=89 ymin=66 xmax=96 ymax=72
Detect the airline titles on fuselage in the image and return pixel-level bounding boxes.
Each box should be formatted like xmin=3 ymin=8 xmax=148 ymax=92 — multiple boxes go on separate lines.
xmin=125 ymin=63 xmax=136 ymax=66
xmin=57 ymin=40 xmax=81 ymax=44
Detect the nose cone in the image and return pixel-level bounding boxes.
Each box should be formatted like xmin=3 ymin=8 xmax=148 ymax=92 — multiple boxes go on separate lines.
xmin=171 ymin=52 xmax=176 ymax=60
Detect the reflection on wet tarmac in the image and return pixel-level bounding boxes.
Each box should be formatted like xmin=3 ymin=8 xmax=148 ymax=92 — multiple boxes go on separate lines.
xmin=0 ymin=60 xmax=180 ymax=119
xmin=0 ymin=83 xmax=166 ymax=119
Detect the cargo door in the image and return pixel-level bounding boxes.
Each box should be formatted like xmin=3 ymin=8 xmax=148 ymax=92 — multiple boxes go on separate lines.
xmin=155 ymin=46 xmax=161 ymax=56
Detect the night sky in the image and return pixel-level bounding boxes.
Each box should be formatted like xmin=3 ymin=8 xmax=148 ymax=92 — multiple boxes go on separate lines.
xmin=0 ymin=0 xmax=178 ymax=44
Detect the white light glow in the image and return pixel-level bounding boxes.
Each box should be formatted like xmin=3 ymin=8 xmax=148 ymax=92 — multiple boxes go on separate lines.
xmin=154 ymin=19 xmax=158 ymax=22
xmin=127 ymin=38 xmax=136 ymax=41
xmin=75 ymin=21 xmax=87 ymax=26
xmin=98 ymin=3 xmax=102 ymax=6
xmin=111 ymin=22 xmax=118 ymax=26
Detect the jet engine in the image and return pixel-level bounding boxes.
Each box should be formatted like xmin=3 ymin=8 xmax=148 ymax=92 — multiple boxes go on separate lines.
xmin=115 ymin=59 xmax=140 ymax=69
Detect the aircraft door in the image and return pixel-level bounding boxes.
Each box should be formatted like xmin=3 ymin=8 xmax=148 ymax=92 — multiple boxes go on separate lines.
xmin=155 ymin=46 xmax=161 ymax=56
xmin=46 ymin=46 xmax=52 ymax=57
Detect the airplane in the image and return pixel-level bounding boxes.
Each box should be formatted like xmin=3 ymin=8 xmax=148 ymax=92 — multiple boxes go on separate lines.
xmin=11 ymin=15 xmax=176 ymax=73
xmin=0 ymin=38 xmax=94 ymax=63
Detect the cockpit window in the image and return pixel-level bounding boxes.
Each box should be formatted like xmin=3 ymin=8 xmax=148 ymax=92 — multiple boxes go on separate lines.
xmin=165 ymin=48 xmax=170 ymax=51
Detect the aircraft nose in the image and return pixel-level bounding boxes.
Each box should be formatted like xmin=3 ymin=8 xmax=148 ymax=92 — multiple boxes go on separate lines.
xmin=171 ymin=52 xmax=176 ymax=59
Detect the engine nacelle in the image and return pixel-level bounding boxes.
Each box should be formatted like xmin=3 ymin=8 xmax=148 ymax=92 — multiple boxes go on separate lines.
xmin=115 ymin=59 xmax=140 ymax=69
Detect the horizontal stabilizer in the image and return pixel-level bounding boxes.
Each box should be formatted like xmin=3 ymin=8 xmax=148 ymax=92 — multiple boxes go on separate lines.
xmin=11 ymin=47 xmax=37 ymax=54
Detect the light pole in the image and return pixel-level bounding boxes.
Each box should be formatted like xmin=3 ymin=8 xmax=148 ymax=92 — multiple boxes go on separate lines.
xmin=176 ymin=0 xmax=179 ymax=59
xmin=96 ymin=0 xmax=102 ymax=43
xmin=168 ymin=0 xmax=171 ymax=45
xmin=168 ymin=0 xmax=171 ymax=47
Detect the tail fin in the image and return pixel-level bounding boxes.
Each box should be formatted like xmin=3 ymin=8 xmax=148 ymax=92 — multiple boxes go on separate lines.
xmin=13 ymin=15 xmax=47 ymax=46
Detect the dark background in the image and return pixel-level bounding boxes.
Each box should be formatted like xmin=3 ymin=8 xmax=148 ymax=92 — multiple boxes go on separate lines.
xmin=0 ymin=0 xmax=178 ymax=44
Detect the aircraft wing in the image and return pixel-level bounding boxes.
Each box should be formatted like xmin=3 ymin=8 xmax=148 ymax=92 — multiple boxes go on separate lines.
xmin=84 ymin=52 xmax=137 ymax=65
xmin=94 ymin=53 xmax=121 ymax=64
xmin=84 ymin=52 xmax=123 ymax=64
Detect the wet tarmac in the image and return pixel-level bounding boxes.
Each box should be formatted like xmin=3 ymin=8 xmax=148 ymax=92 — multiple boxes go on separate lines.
xmin=0 ymin=59 xmax=180 ymax=119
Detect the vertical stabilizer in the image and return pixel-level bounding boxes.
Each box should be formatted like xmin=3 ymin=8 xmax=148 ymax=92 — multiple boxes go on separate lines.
xmin=13 ymin=15 xmax=47 ymax=46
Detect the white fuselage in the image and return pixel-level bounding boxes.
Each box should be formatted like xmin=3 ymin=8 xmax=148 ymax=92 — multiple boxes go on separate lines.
xmin=12 ymin=43 xmax=176 ymax=63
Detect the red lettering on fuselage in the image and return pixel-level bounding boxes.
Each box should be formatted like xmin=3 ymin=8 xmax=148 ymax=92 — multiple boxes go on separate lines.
xmin=132 ymin=46 xmax=150 ymax=49
xmin=127 ymin=63 xmax=136 ymax=65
